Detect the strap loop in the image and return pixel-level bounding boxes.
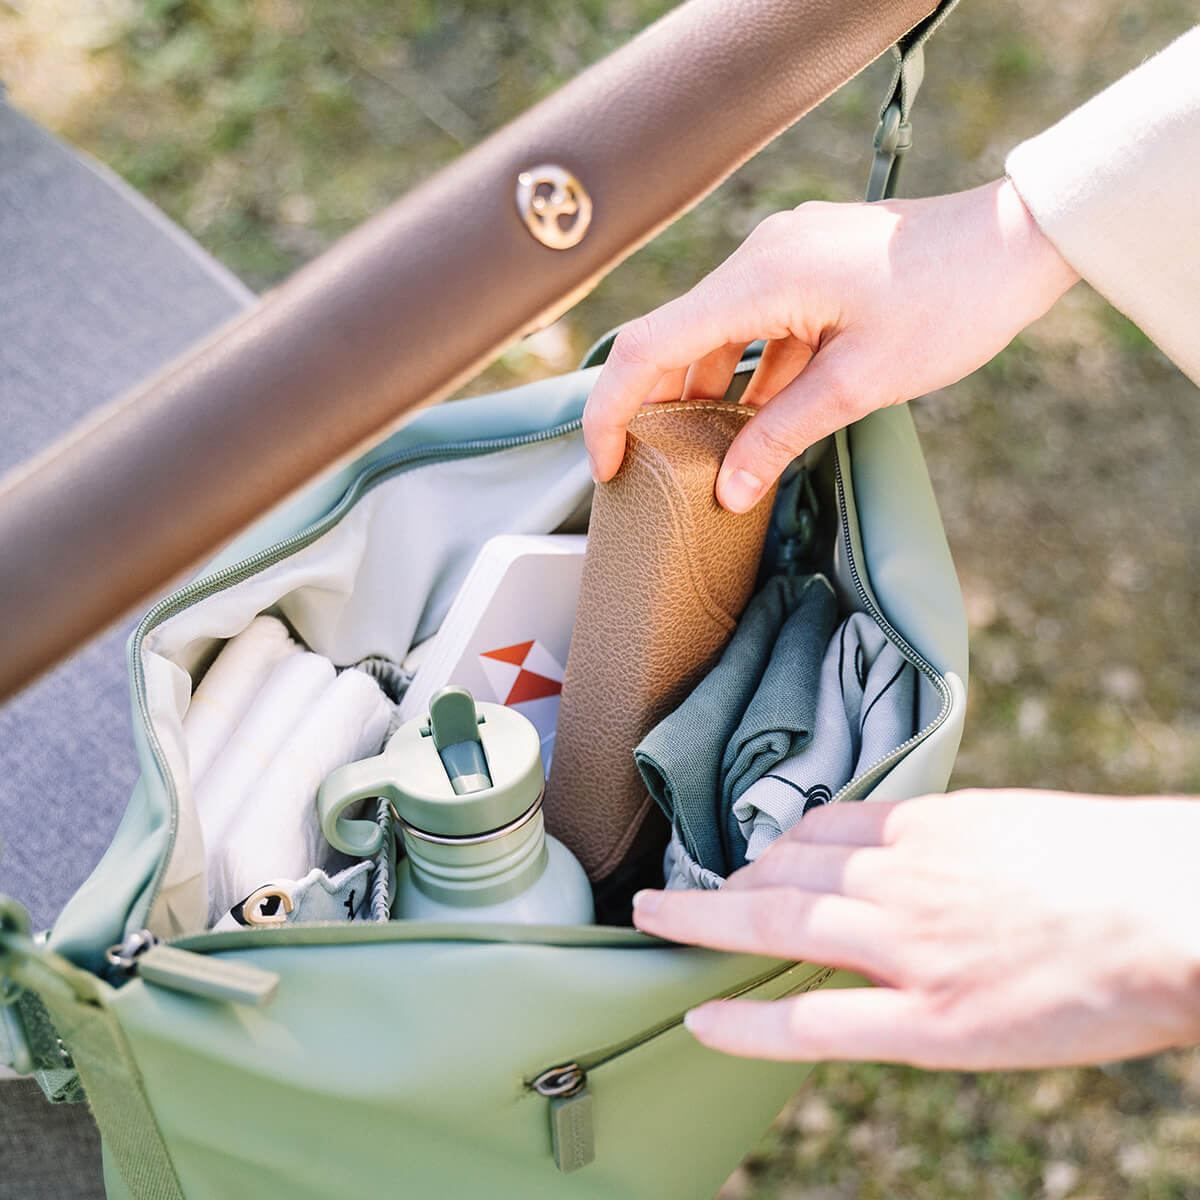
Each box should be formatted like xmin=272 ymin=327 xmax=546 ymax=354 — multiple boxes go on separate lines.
xmin=866 ymin=0 xmax=960 ymax=202
xmin=867 ymin=102 xmax=914 ymax=203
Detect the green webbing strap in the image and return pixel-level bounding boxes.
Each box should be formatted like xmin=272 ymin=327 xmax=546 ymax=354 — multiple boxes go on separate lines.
xmin=866 ymin=0 xmax=961 ymax=202
xmin=1 ymin=898 xmax=185 ymax=1200
xmin=2 ymin=988 xmax=87 ymax=1102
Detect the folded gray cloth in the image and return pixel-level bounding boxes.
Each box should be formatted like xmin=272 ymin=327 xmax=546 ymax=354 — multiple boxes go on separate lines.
xmin=733 ymin=611 xmax=918 ymax=862
xmin=635 ymin=574 xmax=838 ymax=877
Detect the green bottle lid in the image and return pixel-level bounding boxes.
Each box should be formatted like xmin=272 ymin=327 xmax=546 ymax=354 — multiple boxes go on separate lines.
xmin=318 ymin=686 xmax=545 ymax=855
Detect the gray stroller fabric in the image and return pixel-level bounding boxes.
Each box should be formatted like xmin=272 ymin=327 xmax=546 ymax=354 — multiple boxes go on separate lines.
xmin=0 ymin=94 xmax=252 ymax=932
xmin=0 ymin=93 xmax=252 ymax=1200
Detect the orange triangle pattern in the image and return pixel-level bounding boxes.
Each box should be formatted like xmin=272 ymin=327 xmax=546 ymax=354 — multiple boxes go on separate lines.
xmin=506 ymin=670 xmax=563 ymax=705
xmin=482 ymin=640 xmax=534 ymax=666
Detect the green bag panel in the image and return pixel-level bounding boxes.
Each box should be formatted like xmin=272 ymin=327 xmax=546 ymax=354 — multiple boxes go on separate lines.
xmin=103 ymin=937 xmax=852 ymax=1199
xmin=838 ymin=407 xmax=969 ymax=802
xmin=848 ymin=407 xmax=968 ymax=683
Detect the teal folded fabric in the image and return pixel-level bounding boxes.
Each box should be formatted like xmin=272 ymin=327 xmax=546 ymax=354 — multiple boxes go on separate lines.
xmin=635 ymin=574 xmax=837 ymax=877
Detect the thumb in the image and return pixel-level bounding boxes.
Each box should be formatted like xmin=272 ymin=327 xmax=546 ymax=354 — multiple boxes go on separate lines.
xmin=716 ymin=344 xmax=871 ymax=513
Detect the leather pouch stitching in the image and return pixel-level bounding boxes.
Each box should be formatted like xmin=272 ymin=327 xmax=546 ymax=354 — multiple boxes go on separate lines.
xmin=627 ymin=442 xmax=741 ymax=633
xmin=629 ymin=401 xmax=757 ymax=424
xmin=627 ymin=402 xmax=761 ymax=628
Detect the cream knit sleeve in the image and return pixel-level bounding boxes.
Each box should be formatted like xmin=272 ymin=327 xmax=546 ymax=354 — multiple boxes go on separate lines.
xmin=1005 ymin=26 xmax=1200 ymax=385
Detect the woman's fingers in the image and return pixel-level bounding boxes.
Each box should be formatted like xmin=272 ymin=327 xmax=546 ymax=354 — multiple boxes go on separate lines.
xmin=682 ymin=342 xmax=750 ymax=403
xmin=582 ymin=303 xmax=732 ymax=480
xmin=586 ymin=183 xmax=1082 ymax=502
xmin=644 ymin=368 xmax=689 ymax=404
xmin=739 ymin=336 xmax=815 ymax=409
xmin=684 ymin=987 xmax=933 ymax=1063
xmin=584 ymin=251 xmax=785 ymax=480
xmin=632 ymin=885 xmax=897 ymax=978
xmin=783 ymin=798 xmax=905 ymax=847
xmin=721 ymin=842 xmax=892 ymax=900
xmin=715 ymin=339 xmax=874 ymax=512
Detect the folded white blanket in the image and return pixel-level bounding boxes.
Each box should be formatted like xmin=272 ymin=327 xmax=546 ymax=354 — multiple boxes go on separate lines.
xmin=732 ymin=612 xmax=917 ymax=864
xmin=182 ymin=615 xmax=297 ymax=786
xmin=210 ymin=667 xmax=393 ymax=918
xmin=196 ymin=650 xmax=336 ymax=918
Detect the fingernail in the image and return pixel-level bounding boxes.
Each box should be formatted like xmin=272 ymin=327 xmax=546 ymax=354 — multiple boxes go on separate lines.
xmin=632 ymin=889 xmax=662 ymax=916
xmin=718 ymin=469 xmax=764 ymax=514
xmin=587 ymin=453 xmax=600 ymax=483
xmin=684 ymin=1007 xmax=712 ymax=1037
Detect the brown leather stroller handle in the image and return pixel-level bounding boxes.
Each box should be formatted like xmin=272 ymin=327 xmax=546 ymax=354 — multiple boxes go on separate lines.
xmin=0 ymin=0 xmax=937 ymax=701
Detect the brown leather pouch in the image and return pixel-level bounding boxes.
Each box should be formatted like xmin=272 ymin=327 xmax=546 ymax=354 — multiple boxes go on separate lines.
xmin=545 ymin=401 xmax=778 ymax=882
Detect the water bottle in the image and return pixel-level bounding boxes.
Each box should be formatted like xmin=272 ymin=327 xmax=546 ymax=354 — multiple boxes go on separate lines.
xmin=318 ymin=686 xmax=593 ymax=925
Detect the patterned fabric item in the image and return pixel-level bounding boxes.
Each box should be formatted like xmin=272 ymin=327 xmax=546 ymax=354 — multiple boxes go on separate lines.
xmin=635 ymin=574 xmax=838 ymax=878
xmin=733 ymin=612 xmax=918 ymax=863
xmin=659 ymin=611 xmax=919 ymax=890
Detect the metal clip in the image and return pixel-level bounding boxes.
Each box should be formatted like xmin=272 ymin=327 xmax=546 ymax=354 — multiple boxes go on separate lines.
xmin=531 ymin=1064 xmax=594 ymax=1173
xmin=866 ymin=103 xmax=912 ymax=203
xmin=104 ymin=929 xmax=159 ymax=974
xmin=531 ymin=1062 xmax=587 ymax=1099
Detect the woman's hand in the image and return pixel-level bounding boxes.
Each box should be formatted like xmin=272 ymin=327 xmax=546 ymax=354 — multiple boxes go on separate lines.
xmin=583 ymin=179 xmax=1078 ymax=513
xmin=632 ymin=790 xmax=1200 ymax=1068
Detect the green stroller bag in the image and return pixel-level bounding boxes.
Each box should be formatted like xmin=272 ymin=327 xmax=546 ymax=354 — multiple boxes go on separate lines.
xmin=2 ymin=347 xmax=966 ymax=1197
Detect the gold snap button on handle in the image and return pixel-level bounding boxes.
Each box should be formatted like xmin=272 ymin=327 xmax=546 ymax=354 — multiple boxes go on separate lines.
xmin=516 ymin=165 xmax=592 ymax=250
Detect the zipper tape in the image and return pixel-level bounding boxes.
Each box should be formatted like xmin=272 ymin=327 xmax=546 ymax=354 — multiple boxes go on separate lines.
xmin=527 ymin=960 xmax=839 ymax=1173
xmin=529 ymin=959 xmax=823 ymax=1089
xmin=127 ymin=418 xmax=588 ymax=938
xmin=122 ymin=408 xmax=953 ymax=961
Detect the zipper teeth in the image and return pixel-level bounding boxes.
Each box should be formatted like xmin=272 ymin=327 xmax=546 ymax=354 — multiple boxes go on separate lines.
xmin=529 ymin=960 xmax=833 ymax=1093
xmin=128 ymin=418 xmax=583 ymax=933
xmin=828 ymin=451 xmax=952 ymax=806
xmin=546 ymin=960 xmax=800 ymax=1082
xmin=127 ymin=422 xmax=954 ymax=948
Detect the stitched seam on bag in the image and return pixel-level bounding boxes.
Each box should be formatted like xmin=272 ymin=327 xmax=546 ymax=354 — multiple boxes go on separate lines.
xmin=630 ymin=402 xmax=755 ymax=424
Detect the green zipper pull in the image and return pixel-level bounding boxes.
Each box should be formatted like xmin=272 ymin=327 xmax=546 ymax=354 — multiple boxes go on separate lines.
xmin=532 ymin=1063 xmax=594 ymax=1173
xmin=107 ymin=932 xmax=279 ymax=1007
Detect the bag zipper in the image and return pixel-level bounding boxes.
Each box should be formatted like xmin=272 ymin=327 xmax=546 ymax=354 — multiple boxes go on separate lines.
xmin=826 ymin=446 xmax=953 ymax=805
xmin=105 ymin=930 xmax=280 ymax=1006
xmin=123 ymin=414 xmax=953 ymax=951
xmin=127 ymin=418 xmax=585 ymax=937
xmin=527 ymin=960 xmax=838 ymax=1171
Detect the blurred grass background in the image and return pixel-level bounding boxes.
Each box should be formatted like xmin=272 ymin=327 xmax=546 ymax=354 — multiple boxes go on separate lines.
xmin=3 ymin=1 xmax=1199 ymax=1195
